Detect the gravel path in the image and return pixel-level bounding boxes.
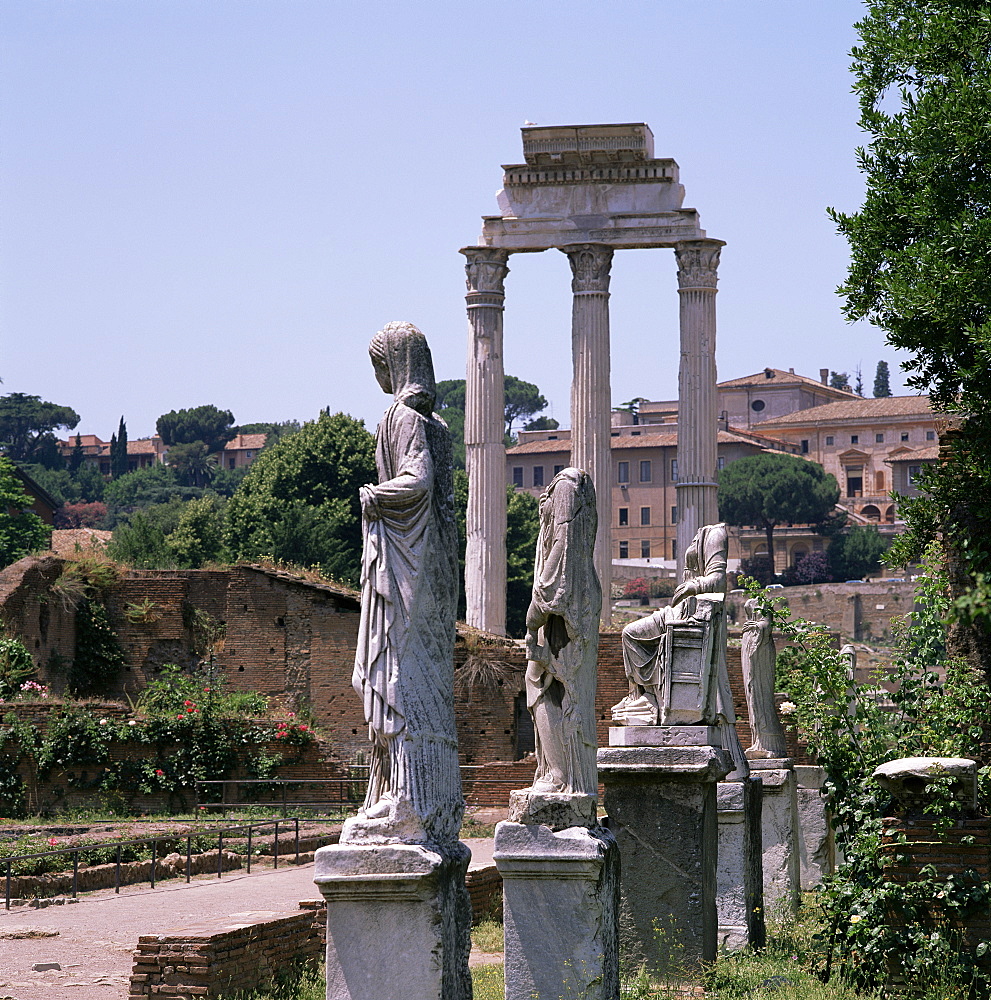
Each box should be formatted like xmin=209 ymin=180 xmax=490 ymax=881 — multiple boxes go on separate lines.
xmin=0 ymin=838 xmax=498 ymax=1000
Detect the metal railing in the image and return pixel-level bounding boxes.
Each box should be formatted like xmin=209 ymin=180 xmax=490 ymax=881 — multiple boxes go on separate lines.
xmin=194 ymin=778 xmax=366 ymax=817
xmin=3 ymin=817 xmax=299 ymax=910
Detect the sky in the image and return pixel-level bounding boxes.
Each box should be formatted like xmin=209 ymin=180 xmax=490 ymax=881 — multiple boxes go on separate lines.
xmin=1 ymin=0 xmax=909 ymax=441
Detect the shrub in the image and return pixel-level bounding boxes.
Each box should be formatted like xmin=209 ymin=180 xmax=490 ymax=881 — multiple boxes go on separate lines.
xmin=0 ymin=635 xmax=35 ymax=700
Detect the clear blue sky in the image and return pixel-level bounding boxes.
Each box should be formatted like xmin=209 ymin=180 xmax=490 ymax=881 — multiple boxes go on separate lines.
xmin=1 ymin=0 xmax=905 ymax=440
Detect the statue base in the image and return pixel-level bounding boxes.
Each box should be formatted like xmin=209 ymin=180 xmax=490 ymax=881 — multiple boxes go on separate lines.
xmin=508 ymin=790 xmax=596 ymax=830
xmin=716 ymin=777 xmax=765 ymax=952
xmin=747 ymin=758 xmax=800 ymax=913
xmin=494 ymin=821 xmax=619 ymax=1000
xmin=597 ymin=744 xmax=732 ymax=968
xmin=314 ymin=841 xmax=471 ymax=1000
xmin=608 ymin=724 xmax=720 ymax=747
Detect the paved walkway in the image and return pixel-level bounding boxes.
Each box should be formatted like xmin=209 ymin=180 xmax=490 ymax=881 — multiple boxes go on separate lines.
xmin=0 ymin=839 xmax=497 ymax=1000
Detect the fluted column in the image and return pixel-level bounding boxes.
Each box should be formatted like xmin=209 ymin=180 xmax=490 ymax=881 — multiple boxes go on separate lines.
xmin=564 ymin=243 xmax=613 ymax=623
xmin=675 ymin=239 xmax=723 ymax=562
xmin=461 ymin=246 xmax=511 ymax=635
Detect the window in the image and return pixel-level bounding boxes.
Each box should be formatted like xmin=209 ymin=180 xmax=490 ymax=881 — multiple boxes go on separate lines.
xmin=245 ymin=451 xmax=254 ymax=459
xmin=717 ymin=456 xmax=726 ymax=470
xmin=100 ymin=461 xmax=110 ymax=475
xmin=618 ymin=461 xmax=630 ymax=483
xmin=671 ymin=506 xmax=678 ymax=524
xmin=553 ymin=465 xmax=564 ymax=476
xmin=875 ymin=471 xmax=885 ymax=491
xmin=641 ymin=540 xmax=651 ymax=559
xmin=229 ymin=458 xmax=236 ymax=470
xmin=670 ymin=459 xmax=678 ymax=482
xmin=875 ymin=433 xmax=884 ymax=444
xmin=851 ymin=435 xmax=859 ymax=445
xmin=512 ymin=467 xmax=524 ymax=487
xmin=825 ymin=435 xmax=834 ymax=446
xmin=926 ymin=430 xmax=936 ymax=441
xmin=908 ymin=465 xmax=922 ymax=487
xmin=619 ymin=540 xmax=629 ymax=559
xmin=640 ymin=507 xmax=651 ymax=526
xmin=901 ymin=432 xmax=909 ymax=442
xmin=751 ymin=399 xmax=765 ymax=412
xmin=618 ymin=507 xmax=629 ymax=526
xmin=639 ymin=460 xmax=651 ymax=482
xmin=548 ymin=435 xmax=558 ymax=440
xmin=671 ymin=539 xmax=678 ymax=560
xmin=801 ymin=439 xmax=809 ymax=454
xmin=533 ymin=466 xmax=544 ymax=487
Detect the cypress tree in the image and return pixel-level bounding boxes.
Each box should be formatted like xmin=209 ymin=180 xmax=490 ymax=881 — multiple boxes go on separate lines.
xmin=873 ymin=361 xmax=892 ymax=398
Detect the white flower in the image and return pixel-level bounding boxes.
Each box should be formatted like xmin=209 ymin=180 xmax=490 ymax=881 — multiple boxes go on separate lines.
xmin=128 ymin=720 xmax=137 ymax=726
xmin=850 ymin=914 xmax=862 ymax=924
xmin=99 ymin=719 xmax=109 ymax=725
xmin=779 ymin=701 xmax=797 ymax=715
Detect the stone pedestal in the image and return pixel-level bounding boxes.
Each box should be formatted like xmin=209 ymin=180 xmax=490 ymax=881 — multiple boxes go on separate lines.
xmin=748 ymin=758 xmax=799 ymax=914
xmin=794 ymin=765 xmax=834 ymax=890
xmin=314 ymin=841 xmax=472 ymax=1000
xmin=495 ymin=822 xmax=619 ymax=1000
xmin=715 ymin=778 xmax=765 ymax=952
xmin=597 ymin=744 xmax=732 ymax=969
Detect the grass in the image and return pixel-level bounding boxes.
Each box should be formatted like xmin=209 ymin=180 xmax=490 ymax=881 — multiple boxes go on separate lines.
xmin=221 ymin=963 xmax=326 ymax=999
xmin=472 ymin=919 xmax=504 ymax=954
xmin=472 ymin=963 xmax=505 ymax=999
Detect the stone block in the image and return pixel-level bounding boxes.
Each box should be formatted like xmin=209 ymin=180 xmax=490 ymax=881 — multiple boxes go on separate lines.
xmin=314 ymin=841 xmax=472 ymax=1000
xmin=494 ymin=822 xmax=619 ymax=1000
xmin=598 ymin=744 xmax=731 ymax=970
xmin=794 ymin=765 xmax=834 ymax=889
xmin=715 ymin=777 xmax=765 ymax=952
xmin=748 ymin=760 xmax=799 ymax=913
xmin=607 ymin=725 xmax=720 ymax=747
xmin=508 ymin=790 xmax=596 ymax=830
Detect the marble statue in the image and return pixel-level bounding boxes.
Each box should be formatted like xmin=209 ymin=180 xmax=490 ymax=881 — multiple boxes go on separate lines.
xmin=612 ymin=522 xmax=733 ymax=727
xmin=523 ymin=467 xmax=601 ymax=798
xmin=741 ymin=597 xmax=788 ymax=760
xmin=343 ymin=321 xmax=462 ymax=846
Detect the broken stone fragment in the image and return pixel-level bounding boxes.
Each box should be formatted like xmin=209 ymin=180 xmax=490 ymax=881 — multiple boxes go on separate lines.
xmin=872 ymin=756 xmax=977 ymax=814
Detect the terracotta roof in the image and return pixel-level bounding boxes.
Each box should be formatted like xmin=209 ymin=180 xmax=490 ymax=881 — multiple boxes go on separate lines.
xmin=127 ymin=439 xmax=159 ymax=454
xmin=885 ymin=446 xmax=941 ymax=463
xmin=753 ymin=395 xmax=933 ymax=427
xmin=224 ymin=434 xmax=267 ymax=451
xmin=506 ymin=429 xmax=784 ymax=456
xmin=717 ymin=368 xmax=858 ymax=396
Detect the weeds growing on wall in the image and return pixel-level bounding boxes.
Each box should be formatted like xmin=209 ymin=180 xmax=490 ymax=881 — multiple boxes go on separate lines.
xmin=746 ymin=548 xmax=991 ymax=996
xmin=0 ymin=635 xmax=36 ymax=700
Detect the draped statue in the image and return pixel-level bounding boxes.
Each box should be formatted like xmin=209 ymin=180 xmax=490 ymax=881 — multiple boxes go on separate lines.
xmin=741 ymin=597 xmax=788 ymax=760
xmin=523 ymin=467 xmax=601 ymax=799
xmin=343 ymin=321 xmax=463 ymax=846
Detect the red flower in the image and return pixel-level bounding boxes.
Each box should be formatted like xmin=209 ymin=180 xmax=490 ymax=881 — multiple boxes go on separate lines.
xmin=177 ymin=714 xmax=185 ymax=720
xmin=275 ymin=732 xmax=285 ymax=739
xmin=155 ymin=769 xmax=164 ymax=777
xmin=48 ymin=837 xmax=58 ymax=847
xmin=298 ymin=725 xmax=308 ymax=732
xmin=183 ymin=700 xmax=194 ymax=708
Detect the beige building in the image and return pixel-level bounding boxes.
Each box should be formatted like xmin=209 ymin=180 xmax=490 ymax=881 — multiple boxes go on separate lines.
xmin=59 ymin=432 xmax=267 ymax=476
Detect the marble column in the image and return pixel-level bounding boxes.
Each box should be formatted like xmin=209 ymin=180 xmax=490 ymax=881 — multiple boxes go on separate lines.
xmin=461 ymin=247 xmax=511 ymax=635
xmin=674 ymin=239 xmax=723 ymax=562
xmin=563 ymin=243 xmax=614 ymax=622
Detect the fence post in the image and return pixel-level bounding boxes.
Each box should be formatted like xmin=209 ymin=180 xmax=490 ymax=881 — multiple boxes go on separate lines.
xmin=5 ymin=860 xmax=10 ymax=910
xmin=151 ymin=840 xmax=156 ymax=889
xmin=115 ymin=845 xmax=121 ymax=894
xmin=72 ymin=851 xmax=78 ymax=899
xmin=186 ymin=835 xmax=191 ymax=883
xmin=218 ymin=831 xmax=223 ymax=878
xmin=247 ymin=825 xmax=252 ymax=874
xmin=295 ymin=817 xmax=299 ymax=864
xmin=273 ymin=821 xmax=279 ymax=869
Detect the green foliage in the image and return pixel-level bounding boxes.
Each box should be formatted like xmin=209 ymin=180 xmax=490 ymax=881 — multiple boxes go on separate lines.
xmin=36 ymin=705 xmax=113 ymax=777
xmin=873 ymin=360 xmax=891 ymax=398
xmin=20 ymin=462 xmax=106 ymax=504
xmin=164 ymin=495 xmax=226 ymax=568
xmin=107 ymin=499 xmax=185 ymax=568
xmin=0 ymin=456 xmax=53 ymax=567
xmin=225 ymin=411 xmax=376 ymax=584
xmin=156 ymin=404 xmax=237 ymax=453
xmin=110 ymin=416 xmax=128 ymax=479
xmin=236 ymin=420 xmax=301 ymax=446
xmin=830 ymin=3 xmax=991 ymax=656
xmin=0 ymin=635 xmax=36 ymax=699
xmin=0 ymin=392 xmax=80 ymax=466
xmin=136 ymin=663 xmax=269 ymax=721
xmin=167 ymin=440 xmax=217 ymax=487
xmin=70 ymin=600 xmax=125 ymax=695
xmin=521 ymin=415 xmax=558 ymax=432
xmin=502 ymin=375 xmax=548 ymax=437
xmin=718 ymin=453 xmax=841 ymax=575
xmin=103 ymin=463 xmax=203 ymax=523
xmin=828 ymin=525 xmax=890 ymax=581
xmin=505 ymin=484 xmax=539 ymax=638
xmin=828 ymin=371 xmax=851 ymax=392
xmin=760 ymin=554 xmax=991 ymax=995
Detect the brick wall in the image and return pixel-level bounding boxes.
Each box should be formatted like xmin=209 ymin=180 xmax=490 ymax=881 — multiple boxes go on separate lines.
xmin=129 ymin=904 xmax=324 ymax=999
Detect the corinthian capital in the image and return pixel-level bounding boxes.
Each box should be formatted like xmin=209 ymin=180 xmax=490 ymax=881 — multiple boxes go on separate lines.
xmin=675 ymin=240 xmax=722 ymax=290
xmin=461 ymin=247 xmax=510 ymax=295
xmin=563 ymin=244 xmax=613 ymax=294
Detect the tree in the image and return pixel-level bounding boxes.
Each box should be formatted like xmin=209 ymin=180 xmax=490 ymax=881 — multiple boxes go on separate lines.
xmin=617 ymin=397 xmax=650 ymax=425
xmin=873 ymin=360 xmax=892 ymax=398
xmin=224 ymin=411 xmax=376 ymax=584
xmin=55 ymin=501 xmax=107 ymax=528
xmin=107 ymin=500 xmax=185 ymax=569
xmin=167 ymin=441 xmax=217 ymax=488
xmin=828 ymin=525 xmax=889 ymax=581
xmin=0 ymin=457 xmax=52 ymax=567
xmin=718 ymin=453 xmax=841 ymax=575
xmin=829 ymin=371 xmax=851 ymax=392
xmin=109 ymin=417 xmax=128 ymax=479
xmin=503 ymin=376 xmax=548 ymax=437
xmin=235 ymin=421 xmax=300 ymax=447
xmin=165 ymin=495 xmax=226 ymax=568
xmin=854 ymin=365 xmax=864 ymax=396
xmin=156 ymin=405 xmax=236 ymax=454
xmin=829 ymin=3 xmax=991 ymax=672
xmin=102 ymin=464 xmax=202 ymax=526
xmin=68 ymin=434 xmax=84 ymax=474
xmin=0 ymin=393 xmax=79 ymax=467
xmin=522 ymin=415 xmax=560 ymax=432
